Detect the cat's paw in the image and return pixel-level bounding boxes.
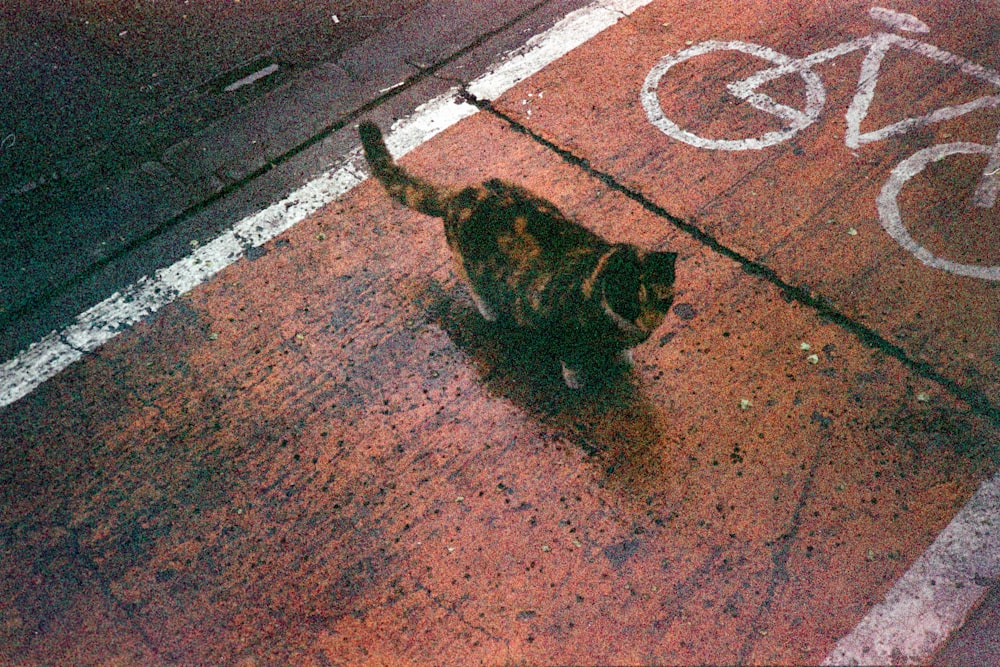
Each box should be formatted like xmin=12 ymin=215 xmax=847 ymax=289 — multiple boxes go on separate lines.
xmin=560 ymin=361 xmax=584 ymax=390
xmin=469 ymin=291 xmax=498 ymax=322
xmin=477 ymin=305 xmax=498 ymax=322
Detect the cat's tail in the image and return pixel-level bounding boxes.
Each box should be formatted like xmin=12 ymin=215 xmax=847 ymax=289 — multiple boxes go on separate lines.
xmin=359 ymin=121 xmax=449 ymax=218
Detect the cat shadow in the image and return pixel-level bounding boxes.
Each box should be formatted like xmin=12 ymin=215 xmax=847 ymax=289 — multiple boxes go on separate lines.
xmin=420 ymin=280 xmax=670 ymax=496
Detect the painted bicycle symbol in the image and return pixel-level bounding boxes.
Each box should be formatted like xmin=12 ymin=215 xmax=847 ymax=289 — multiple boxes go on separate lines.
xmin=641 ymin=6 xmax=1000 ymax=281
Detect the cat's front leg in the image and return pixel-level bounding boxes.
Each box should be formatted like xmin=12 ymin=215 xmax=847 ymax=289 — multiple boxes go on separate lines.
xmin=560 ymin=360 xmax=584 ymax=390
xmin=468 ymin=287 xmax=498 ymax=322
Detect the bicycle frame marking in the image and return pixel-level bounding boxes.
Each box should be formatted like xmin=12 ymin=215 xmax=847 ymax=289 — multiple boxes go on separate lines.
xmin=641 ymin=7 xmax=1000 ymax=281
xmin=728 ymin=32 xmax=1000 ymax=150
xmin=868 ymin=6 xmax=929 ymax=33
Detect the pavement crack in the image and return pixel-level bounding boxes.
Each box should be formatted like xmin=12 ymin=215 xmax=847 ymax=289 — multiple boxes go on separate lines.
xmin=459 ymin=88 xmax=1000 ymax=430
xmin=736 ymin=432 xmax=829 ymax=663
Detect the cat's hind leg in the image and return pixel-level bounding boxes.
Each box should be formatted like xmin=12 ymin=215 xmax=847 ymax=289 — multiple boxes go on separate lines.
xmin=451 ymin=256 xmax=497 ymax=321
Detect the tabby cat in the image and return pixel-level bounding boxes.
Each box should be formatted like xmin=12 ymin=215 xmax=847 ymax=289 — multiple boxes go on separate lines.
xmin=359 ymin=121 xmax=677 ymax=389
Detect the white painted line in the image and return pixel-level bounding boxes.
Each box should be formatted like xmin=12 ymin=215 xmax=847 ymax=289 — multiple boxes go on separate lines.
xmin=642 ymin=5 xmax=1000 ymax=280
xmin=468 ymin=0 xmax=651 ymax=101
xmin=0 ymin=0 xmax=653 ymax=409
xmin=971 ymin=128 xmax=1000 ymax=209
xmin=642 ymin=40 xmax=825 ymax=151
xmin=641 ymin=6 xmax=1000 ymax=659
xmin=877 ymin=141 xmax=1000 ymax=281
xmin=823 ymin=469 xmax=1000 ymax=665
xmin=378 ymin=81 xmax=406 ymax=94
xmin=223 ymin=63 xmax=280 ymax=92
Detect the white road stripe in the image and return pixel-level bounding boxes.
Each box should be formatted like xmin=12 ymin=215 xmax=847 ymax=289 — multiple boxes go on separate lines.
xmin=823 ymin=470 xmax=1000 ymax=665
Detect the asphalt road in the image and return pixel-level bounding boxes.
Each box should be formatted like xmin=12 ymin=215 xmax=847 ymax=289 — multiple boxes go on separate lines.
xmin=0 ymin=0 xmax=594 ymax=361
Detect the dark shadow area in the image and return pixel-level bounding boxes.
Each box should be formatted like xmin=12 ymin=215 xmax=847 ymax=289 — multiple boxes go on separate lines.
xmin=870 ymin=399 xmax=1000 ymax=465
xmin=418 ymin=279 xmax=673 ymax=498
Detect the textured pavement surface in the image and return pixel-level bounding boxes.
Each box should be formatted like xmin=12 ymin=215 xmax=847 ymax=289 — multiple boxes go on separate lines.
xmin=2 ymin=0 xmax=999 ymax=664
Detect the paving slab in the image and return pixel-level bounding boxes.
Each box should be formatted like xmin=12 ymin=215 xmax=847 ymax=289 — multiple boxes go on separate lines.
xmin=487 ymin=0 xmax=1000 ymax=405
xmin=4 ymin=0 xmax=1000 ymax=664
xmin=2 ymin=109 xmax=997 ymax=665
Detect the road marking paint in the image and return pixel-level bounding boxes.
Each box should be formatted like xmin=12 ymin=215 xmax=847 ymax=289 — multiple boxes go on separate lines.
xmin=640 ymin=6 xmax=1000 ymax=660
xmin=223 ymin=63 xmax=281 ymax=92
xmin=971 ymin=128 xmax=1000 ymax=209
xmin=877 ymin=141 xmax=1000 ymax=281
xmin=823 ymin=469 xmax=1000 ymax=665
xmin=642 ymin=40 xmax=825 ymax=151
xmin=868 ymin=7 xmax=929 ymax=34
xmin=844 ymin=34 xmax=1000 ymax=150
xmin=467 ymin=0 xmax=651 ymax=101
xmin=0 ymin=0 xmax=653 ymax=408
xmin=378 ymin=81 xmax=407 ymax=94
xmin=643 ymin=6 xmax=1000 ymax=281
xmin=644 ymin=7 xmax=1000 ymax=152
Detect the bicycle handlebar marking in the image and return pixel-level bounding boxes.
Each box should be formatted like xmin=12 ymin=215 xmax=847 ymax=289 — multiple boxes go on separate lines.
xmin=642 ymin=7 xmax=1000 ymax=281
xmin=868 ymin=7 xmax=929 ymax=34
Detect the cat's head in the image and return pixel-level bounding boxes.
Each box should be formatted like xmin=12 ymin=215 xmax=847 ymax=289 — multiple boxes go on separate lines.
xmin=600 ymin=246 xmax=677 ymax=342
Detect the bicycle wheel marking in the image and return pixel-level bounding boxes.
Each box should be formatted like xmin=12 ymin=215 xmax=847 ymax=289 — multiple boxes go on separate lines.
xmin=877 ymin=142 xmax=1000 ymax=281
xmin=641 ymin=40 xmax=824 ymax=151
xmin=971 ymin=129 xmax=1000 ymax=208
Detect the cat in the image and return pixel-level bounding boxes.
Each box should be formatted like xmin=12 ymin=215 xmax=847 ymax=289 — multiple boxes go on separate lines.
xmin=358 ymin=121 xmax=677 ymax=389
